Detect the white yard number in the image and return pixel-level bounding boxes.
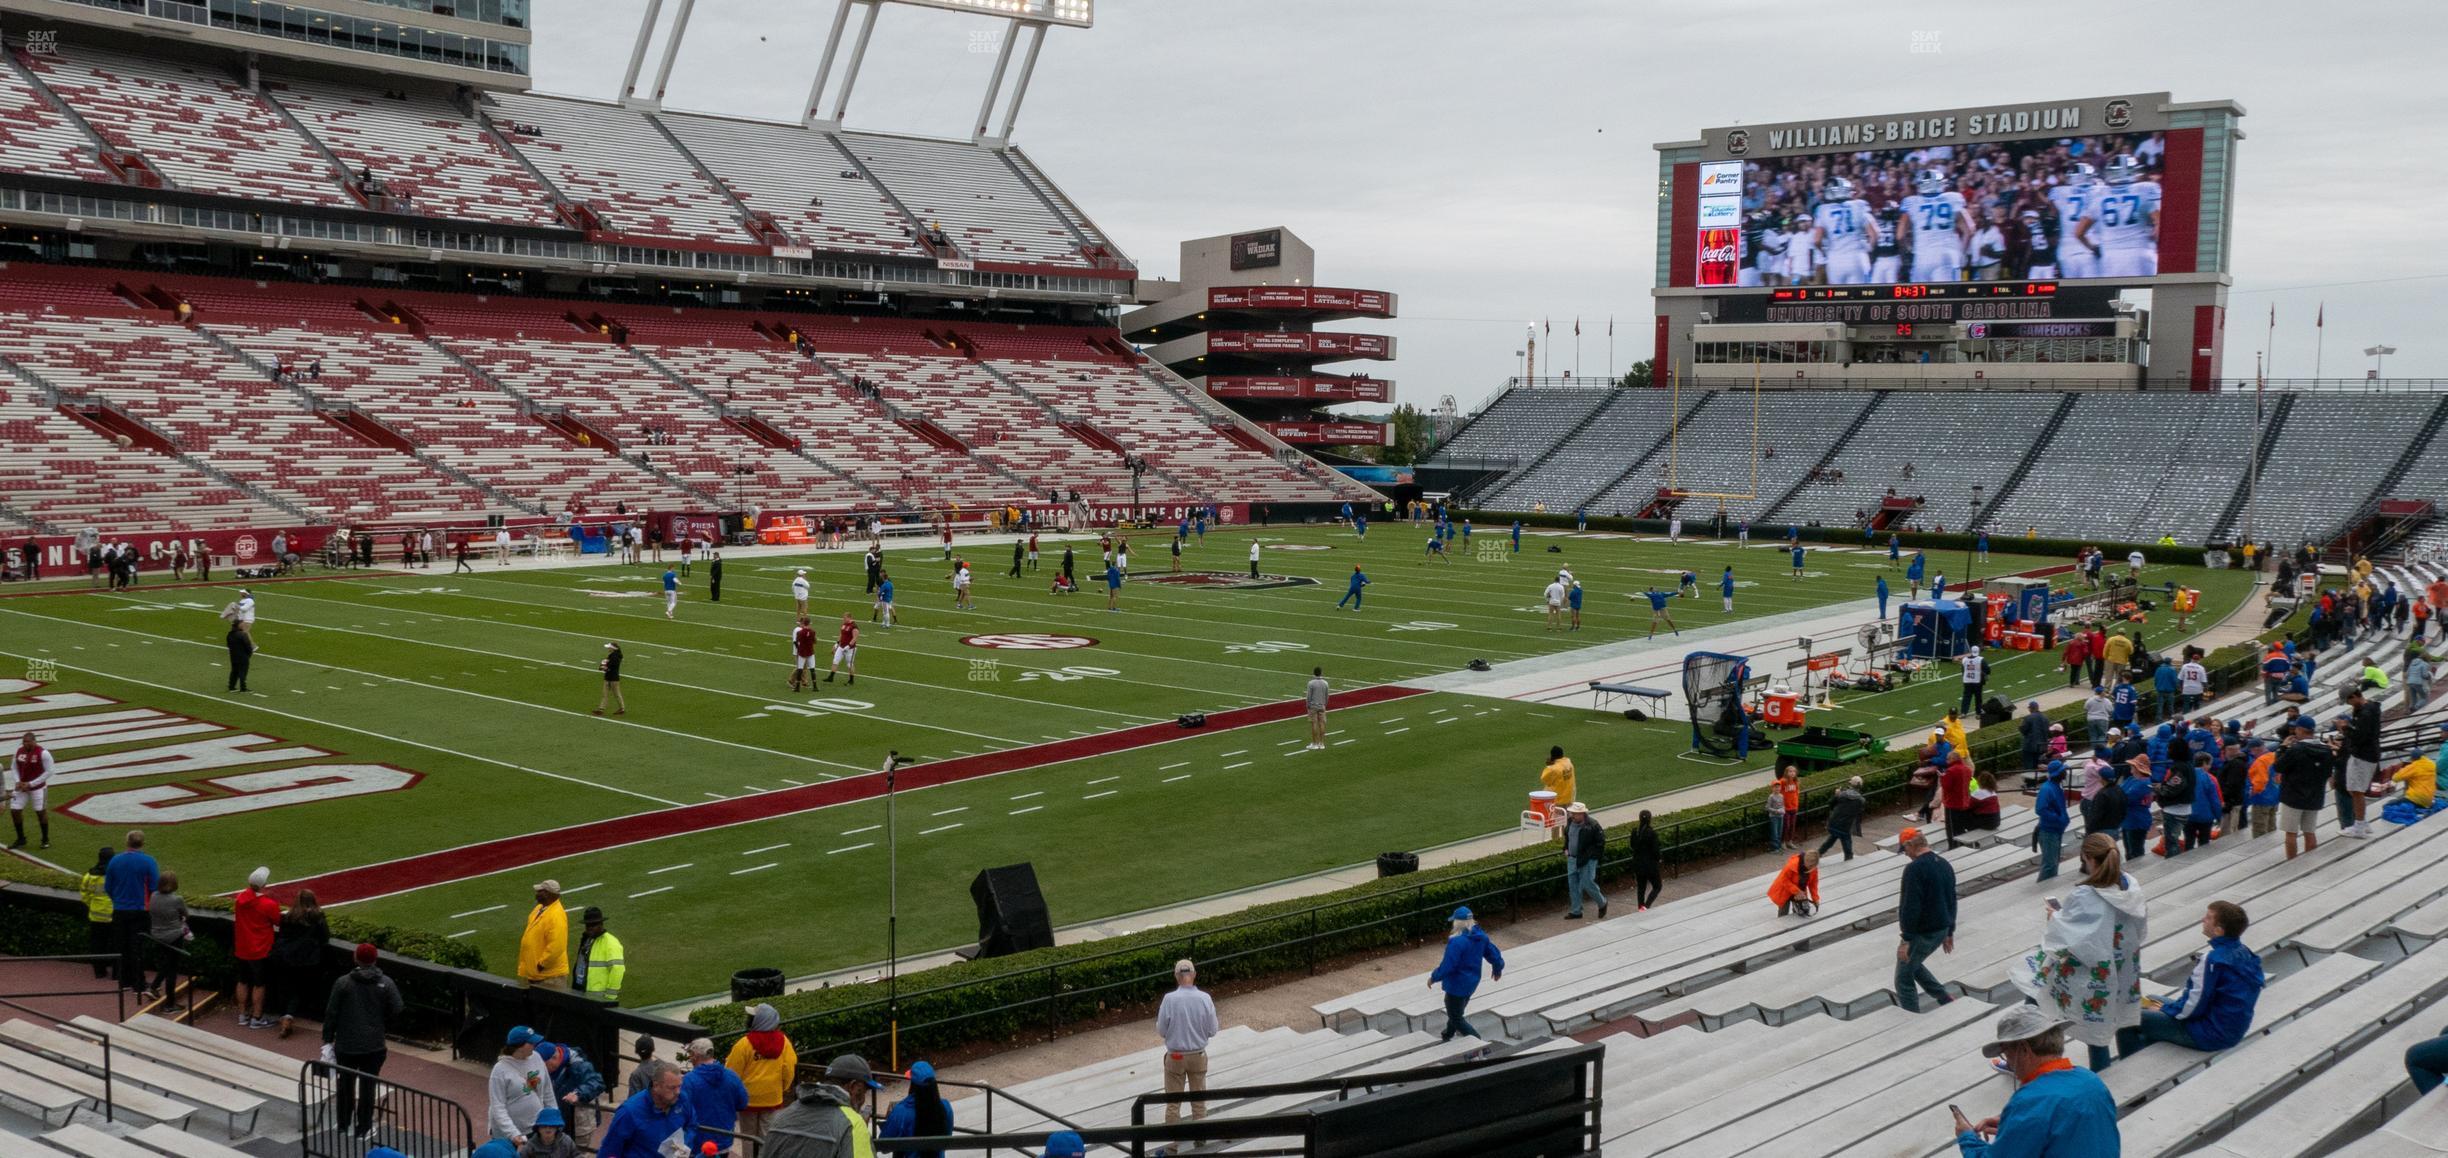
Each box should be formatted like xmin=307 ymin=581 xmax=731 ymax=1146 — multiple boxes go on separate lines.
xmin=1225 ymin=640 xmax=1310 ymax=655
xmin=1017 ymin=665 xmax=1121 ymax=683
xmin=763 ymin=700 xmax=874 ymax=717
xmin=1386 ymin=620 xmax=1457 ymax=633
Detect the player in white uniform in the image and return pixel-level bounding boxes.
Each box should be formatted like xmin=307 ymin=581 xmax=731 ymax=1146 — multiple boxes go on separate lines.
xmin=1755 ymin=222 xmax=1789 ymax=287
xmin=790 ymin=568 xmax=810 ymax=615
xmin=949 ymin=558 xmax=974 ymax=610
xmin=2076 ymin=154 xmax=2161 ymax=278
xmin=10 ymin=732 xmax=52 ymax=850
xmin=1899 ymin=168 xmax=1972 ymax=282
xmin=1810 ymin=178 xmax=1878 ymax=285
xmin=1783 ymin=213 xmax=1820 ymax=284
xmin=2048 ymin=162 xmax=2102 ymax=279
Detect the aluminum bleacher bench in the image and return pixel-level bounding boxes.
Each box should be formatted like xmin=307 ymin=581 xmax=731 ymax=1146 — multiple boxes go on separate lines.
xmin=0 ymin=1021 xmax=262 ymax=1135
xmin=0 ymin=1043 xmax=198 ymax=1128
xmin=65 ymin=1018 xmax=296 ymax=1103
xmin=1588 ymin=681 xmax=1670 ymax=715
xmin=114 ymin=1017 xmax=297 ymax=1083
xmin=0 ymin=1130 xmax=60 ymax=1158
xmin=127 ymin=1123 xmax=254 ymax=1158
xmin=2193 ymin=1002 xmax=2448 ymax=1158
xmin=43 ymin=1124 xmax=165 ymax=1158
xmin=0 ymin=1055 xmax=86 ymax=1126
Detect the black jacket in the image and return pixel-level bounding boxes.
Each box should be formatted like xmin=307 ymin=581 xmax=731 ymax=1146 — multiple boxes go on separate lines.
xmin=2020 ymin=711 xmax=2051 ymax=751
xmin=2348 ymin=701 xmax=2382 ymax=762
xmin=322 ymin=964 xmax=402 ymax=1054
xmin=1897 ymin=851 xmax=1957 ymax=937
xmin=1627 ymin=825 xmax=1661 ymax=871
xmin=2082 ymin=778 xmax=2127 ymax=831
xmin=1564 ymin=817 xmax=1607 ymax=866
xmin=2273 ymin=740 xmax=2331 ymax=811
xmin=1826 ymin=787 xmax=1866 ymax=835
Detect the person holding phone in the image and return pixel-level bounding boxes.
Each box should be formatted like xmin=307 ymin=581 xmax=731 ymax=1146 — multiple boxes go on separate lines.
xmin=1950 ymin=1006 xmax=2119 ymax=1155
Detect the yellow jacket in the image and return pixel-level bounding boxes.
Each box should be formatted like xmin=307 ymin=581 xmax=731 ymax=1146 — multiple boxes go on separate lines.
xmin=519 ymin=901 xmax=569 ymax=981
xmin=1540 ymin=757 xmax=1576 ymax=807
xmin=2393 ymin=757 xmax=2437 ymax=810
xmin=726 ymin=1033 xmax=798 ymax=1111
xmin=80 ymin=872 xmax=113 ymax=923
xmin=1942 ymin=717 xmax=1970 ymax=760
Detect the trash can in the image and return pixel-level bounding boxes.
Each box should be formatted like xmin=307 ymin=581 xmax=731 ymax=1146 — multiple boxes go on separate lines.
xmin=730 ymin=967 xmax=786 ymax=1004
xmin=1376 ymin=852 xmax=1419 ymax=878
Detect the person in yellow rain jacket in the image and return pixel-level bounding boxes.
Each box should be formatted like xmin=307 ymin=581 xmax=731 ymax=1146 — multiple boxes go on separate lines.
xmin=80 ymin=847 xmax=115 ymax=980
xmin=519 ymin=880 xmax=570 ymax=988
xmin=1942 ymin=710 xmax=1971 ymax=765
xmin=725 ymin=1004 xmax=797 ymax=1141
xmin=2389 ymin=754 xmax=2438 ymax=811
xmin=1539 ymin=746 xmax=1576 ymax=808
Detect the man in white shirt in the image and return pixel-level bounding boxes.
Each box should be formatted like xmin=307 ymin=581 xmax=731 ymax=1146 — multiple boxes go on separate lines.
xmin=1249 ymin=540 xmax=1262 ymax=579
xmin=1544 ymin=579 xmax=1569 ymax=631
xmin=1305 ymin=667 xmax=1331 ymax=750
xmin=791 ymin=569 xmax=810 ymax=616
xmin=1155 ymin=959 xmax=1219 ymax=1125
xmin=2178 ymin=658 xmax=2208 ymax=713
xmin=495 ymin=528 xmax=512 ymax=566
xmin=1959 ymin=647 xmax=1987 ymax=715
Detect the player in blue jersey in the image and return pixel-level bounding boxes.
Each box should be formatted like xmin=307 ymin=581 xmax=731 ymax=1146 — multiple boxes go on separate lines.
xmin=1637 ymin=587 xmax=1680 ymax=638
xmin=1721 ymin=566 xmax=1737 ymax=613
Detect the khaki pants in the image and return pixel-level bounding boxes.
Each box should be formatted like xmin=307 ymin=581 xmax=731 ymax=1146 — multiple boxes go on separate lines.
xmin=1162 ymin=1050 xmax=1208 ymax=1123
xmin=531 ymin=974 xmax=570 ymax=990
xmin=735 ymin=1109 xmax=773 ymax=1140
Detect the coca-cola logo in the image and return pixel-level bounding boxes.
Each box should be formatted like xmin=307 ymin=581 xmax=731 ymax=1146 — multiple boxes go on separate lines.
xmin=1696 ymin=226 xmax=1742 ymax=287
xmin=1699 ymin=242 xmax=1738 ymax=263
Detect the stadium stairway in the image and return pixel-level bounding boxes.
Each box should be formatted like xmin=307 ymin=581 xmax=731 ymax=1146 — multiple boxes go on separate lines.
xmin=1485 ymin=390 xmax=1666 ymax=511
xmin=622 ymin=344 xmax=899 ymax=507
xmin=1972 ymin=392 xmax=2081 ymax=528
xmin=2209 ymin=392 xmax=2299 ymax=542
xmin=973 ymin=359 xmax=1209 ymax=502
xmin=1756 ymin=389 xmax=1890 ymax=521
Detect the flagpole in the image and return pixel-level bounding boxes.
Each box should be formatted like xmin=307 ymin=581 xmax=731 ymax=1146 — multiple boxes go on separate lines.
xmin=2266 ymin=304 xmax=2277 ymax=386
xmin=1575 ymin=320 xmax=1583 ymax=379
xmin=2313 ymin=304 xmax=2325 ymax=383
xmin=1608 ymin=317 xmax=1616 ymax=383
xmin=2246 ymin=351 xmax=2263 ymax=551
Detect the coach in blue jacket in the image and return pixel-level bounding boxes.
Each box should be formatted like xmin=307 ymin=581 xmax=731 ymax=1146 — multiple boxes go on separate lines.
xmin=2119 ymin=900 xmax=2265 ymax=1059
xmin=1427 ymin=907 xmax=1504 ymax=1043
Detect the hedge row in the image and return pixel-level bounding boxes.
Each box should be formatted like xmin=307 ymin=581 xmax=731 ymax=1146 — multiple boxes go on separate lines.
xmin=1455 ymin=508 xmax=2230 ymax=566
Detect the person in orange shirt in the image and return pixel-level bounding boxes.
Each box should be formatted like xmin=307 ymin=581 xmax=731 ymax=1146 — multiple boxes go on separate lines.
xmin=1778 ymin=766 xmax=1805 ymax=848
xmin=1768 ymin=849 xmax=1821 ymax=917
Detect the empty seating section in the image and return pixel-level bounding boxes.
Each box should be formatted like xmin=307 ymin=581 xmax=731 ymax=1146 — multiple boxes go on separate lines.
xmin=0 ymin=306 xmax=486 ymax=522
xmin=1982 ymin=394 xmax=2242 ymax=541
xmin=0 ymin=389 xmax=281 ymax=531
xmin=825 ymin=353 xmax=1152 ymax=501
xmin=2234 ymin=394 xmax=2441 ymax=543
xmin=657 ymin=114 xmax=925 ymax=258
xmin=1588 ymin=391 xmax=1878 ymax=519
xmin=212 ymin=324 xmax=697 ymax=513
xmin=484 ymin=92 xmax=748 ymax=245
xmin=1432 ymin=387 xmax=1611 ymax=465
xmin=836 ymin=131 xmax=1088 ymax=266
xmin=0 ymin=54 xmax=109 ymax=182
xmin=26 ymin=47 xmax=347 ymax=207
xmin=266 ymin=78 xmax=557 ymax=228
xmin=994 ymin=360 xmax=1333 ymax=501
xmin=1484 ymin=391 xmax=1691 ymax=513
xmin=637 ymin=342 xmax=1019 ymax=507
xmin=1775 ymin=392 xmax=2066 ymax=530
xmin=429 ymin=336 xmax=865 ymax=506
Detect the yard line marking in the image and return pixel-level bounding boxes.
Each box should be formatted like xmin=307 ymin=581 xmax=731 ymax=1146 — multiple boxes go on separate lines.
xmin=1277 ymin=738 xmax=1304 ymax=746
xmin=827 ymin=843 xmax=873 ymax=855
xmin=648 ymin=863 xmax=694 ymax=875
xmin=326 ymin=685 xmax=343 ymax=690
xmin=1164 ymin=774 xmax=1192 ymax=783
xmin=1380 ymin=717 xmax=1407 ymax=724
xmin=1159 ymin=762 xmax=1190 ymax=771
xmin=932 ymin=806 xmax=970 ymax=816
xmin=1385 ymin=727 xmax=1412 ymax=735
xmin=1086 ymin=776 xmax=1119 ymax=785
xmin=1326 ymin=730 xmax=1346 ymax=736
xmin=919 ymin=822 xmax=964 ymax=835
xmin=742 ymin=844 xmax=791 ymax=856
xmin=1222 ymin=761 xmax=1251 ymax=770
xmin=1434 ymin=717 xmax=1457 ymax=724
xmin=842 ymin=825 xmax=881 ymax=835
xmin=1009 ymin=805 xmax=1043 ymax=816
xmin=448 ymin=904 xmax=506 ymax=919
xmin=448 ymin=929 xmax=478 ymax=939
xmin=1221 ymin=750 xmax=1248 ymax=758
xmin=704 ymin=792 xmax=727 ymax=800
xmin=780 ymin=779 xmax=807 ymax=787
xmin=1081 ymin=790 xmax=1117 ymax=800
xmin=1332 ymin=739 xmax=1356 ymax=747
xmin=561 ymin=883 xmax=602 ymax=895
xmin=1010 ymin=791 xmax=1044 ymax=801
xmin=730 ymin=863 xmax=779 ymax=876
xmin=627 ymin=886 xmax=673 ymax=899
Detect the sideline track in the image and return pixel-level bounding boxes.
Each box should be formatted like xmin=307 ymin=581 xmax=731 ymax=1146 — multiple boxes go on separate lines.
xmin=282 ymin=683 xmax=1427 ymax=906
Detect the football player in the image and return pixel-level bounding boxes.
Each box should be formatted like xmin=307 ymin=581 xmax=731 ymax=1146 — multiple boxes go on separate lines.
xmin=2048 ymin=162 xmax=2103 ymax=279
xmin=1899 ymin=167 xmax=1972 ymax=282
xmin=2076 ymin=154 xmax=2161 ymax=278
xmin=1810 ymin=176 xmax=1879 ymax=285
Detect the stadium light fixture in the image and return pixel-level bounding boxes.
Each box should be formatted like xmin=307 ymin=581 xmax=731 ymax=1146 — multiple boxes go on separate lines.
xmin=893 ymin=0 xmax=1094 ymax=27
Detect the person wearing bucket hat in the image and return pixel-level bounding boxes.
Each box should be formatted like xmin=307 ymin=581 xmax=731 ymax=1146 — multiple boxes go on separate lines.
xmin=518 ymin=1105 xmax=575 ymax=1158
xmin=763 ymin=1054 xmax=877 ymax=1158
xmin=724 ymin=1004 xmax=795 ymax=1141
xmin=880 ymin=1060 xmax=954 ymax=1158
xmin=1949 ymin=1005 xmax=2118 ymax=1155
xmin=680 ymin=1037 xmax=749 ymax=1155
xmin=1426 ymin=907 xmax=1504 ymax=1046
xmin=488 ymin=1027 xmax=550 ymax=1147
xmin=1042 ymin=1132 xmax=1085 ymax=1158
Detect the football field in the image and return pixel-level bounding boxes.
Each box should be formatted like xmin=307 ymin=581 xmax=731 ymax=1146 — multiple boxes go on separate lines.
xmin=0 ymin=524 xmax=2255 ymax=1004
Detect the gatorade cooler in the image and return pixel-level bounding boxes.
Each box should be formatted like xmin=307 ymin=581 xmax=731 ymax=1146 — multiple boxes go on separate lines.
xmin=1526 ymin=790 xmax=1558 ymax=823
xmin=1765 ymin=689 xmax=1805 ymax=726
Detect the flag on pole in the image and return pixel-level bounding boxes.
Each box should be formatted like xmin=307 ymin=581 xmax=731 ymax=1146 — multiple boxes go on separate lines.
xmin=2317 ymin=303 xmax=2324 ymax=328
xmin=1607 ymin=317 xmax=1614 ymax=336
xmin=1574 ymin=318 xmax=1581 ymax=336
xmin=2268 ymin=303 xmax=2275 ymax=327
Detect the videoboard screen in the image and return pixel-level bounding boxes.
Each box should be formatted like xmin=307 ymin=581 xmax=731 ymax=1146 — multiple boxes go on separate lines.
xmin=1698 ymin=131 xmax=2167 ymax=288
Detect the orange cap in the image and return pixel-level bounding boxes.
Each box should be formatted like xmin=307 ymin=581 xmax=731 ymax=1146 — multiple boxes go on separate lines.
xmin=1897 ymin=826 xmax=1923 ymax=844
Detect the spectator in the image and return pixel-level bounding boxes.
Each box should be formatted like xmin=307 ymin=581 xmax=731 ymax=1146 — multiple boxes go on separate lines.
xmin=2410 ymin=1025 xmax=2448 ymax=1096
xmin=1768 ymin=848 xmax=1821 ymax=917
xmin=724 ymin=1004 xmax=795 ymax=1141
xmin=1562 ymin=802 xmax=1607 ymax=919
xmin=1894 ymin=828 xmax=1958 ymax=1013
xmin=79 ymin=847 xmax=115 ymax=980
xmin=489 ymin=1026 xmax=550 ymax=1147
xmin=1628 ymin=810 xmax=1664 ymax=911
xmin=323 ymin=942 xmax=403 ymax=1141
xmin=575 ymin=906 xmax=625 ymax=1004
xmin=879 ymin=1060 xmax=954 ymax=1158
xmin=679 ymin=1038 xmax=749 ymax=1155
xmin=539 ymin=1042 xmax=605 ymax=1143
xmin=1940 ymin=750 xmax=1976 ymax=848
xmin=1765 ymin=775 xmax=1788 ymax=852
xmin=2386 ymin=748 xmax=2436 ymax=810
xmin=2033 ymin=762 xmax=2070 ymax=881
xmin=136 ymin=869 xmax=191 ymax=1007
xmin=2060 ymin=631 xmax=2090 ymax=689
xmin=1819 ymin=776 xmax=1865 ymax=860
xmin=627 ymin=1036 xmax=655 ymax=1103
xmin=519 ymin=1108 xmax=575 ymax=1158
xmin=1779 ymin=766 xmax=1805 ymax=846
xmin=2262 ymin=645 xmax=2292 ymax=706
xmin=2219 ymin=740 xmax=2253 ymax=837
xmin=2410 ymin=649 xmax=2435 ymax=711
xmin=2341 ymin=685 xmax=2382 ymax=838
xmin=1951 ymin=1006 xmax=2119 ymax=1156
xmin=1156 ymin=959 xmax=1218 ymax=1124
xmin=764 ymin=1054 xmax=879 ymax=1158
xmin=103 ymin=829 xmax=158 ymax=995
xmin=596 ymin=1058 xmax=696 ymax=1158
xmin=1042 ymin=1132 xmax=1085 ymax=1158
xmin=2018 ymin=701 xmax=2052 ymax=782
xmin=2118 ymin=901 xmax=2265 ymax=1060
xmin=2246 ymin=739 xmax=2283 ymax=837
xmin=2081 ymin=761 xmax=2126 ymax=840
xmin=520 ymin=880 xmax=570 ymax=989
xmin=233 ymin=866 xmax=281 ymax=1027
xmin=2178 ymin=655 xmax=2209 ymax=712
xmin=2152 ymin=657 xmax=2180 ymax=721
xmin=271 ymin=888 xmax=330 ymax=1038
xmin=2083 ymin=686 xmax=2113 ymax=750
xmin=1427 ymin=906 xmax=1504 ymax=1045
xmin=2010 ymin=834 xmax=2146 ymax=1072
xmin=2186 ymin=754 xmax=2224 ymax=851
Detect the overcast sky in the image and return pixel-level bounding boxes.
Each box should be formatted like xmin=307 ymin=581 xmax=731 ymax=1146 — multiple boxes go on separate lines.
xmin=530 ymin=0 xmax=2445 ymax=415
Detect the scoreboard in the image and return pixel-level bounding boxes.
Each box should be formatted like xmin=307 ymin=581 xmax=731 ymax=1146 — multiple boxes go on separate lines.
xmin=1711 ymin=282 xmax=2121 ymax=324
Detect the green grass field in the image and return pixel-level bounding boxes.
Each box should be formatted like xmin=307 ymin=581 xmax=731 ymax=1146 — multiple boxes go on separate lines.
xmin=0 ymin=524 xmax=2255 ymax=1004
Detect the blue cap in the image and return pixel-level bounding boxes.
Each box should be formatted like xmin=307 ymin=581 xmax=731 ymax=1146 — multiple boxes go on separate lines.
xmin=1450 ymin=906 xmax=1473 ymax=921
xmin=1045 ymin=1132 xmax=1086 ymax=1158
xmin=532 ymin=1106 xmax=564 ymax=1129
xmin=472 ymin=1142 xmax=517 ymax=1158
xmin=505 ymin=1025 xmax=545 ymax=1048
xmin=906 ymin=1060 xmax=936 ymax=1083
xmin=535 ymin=1042 xmax=560 ymax=1063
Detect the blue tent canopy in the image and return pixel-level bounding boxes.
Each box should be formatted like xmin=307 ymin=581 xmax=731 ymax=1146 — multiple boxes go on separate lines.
xmin=1900 ymin=598 xmax=1973 ymax=660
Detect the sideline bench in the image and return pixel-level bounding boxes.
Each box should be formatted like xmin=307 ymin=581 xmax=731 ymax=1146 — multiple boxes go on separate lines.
xmin=1589 ymin=681 xmax=1671 ymax=716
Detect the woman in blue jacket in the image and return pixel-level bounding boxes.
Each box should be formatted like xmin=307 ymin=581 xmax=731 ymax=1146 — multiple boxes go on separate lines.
xmin=1427 ymin=906 xmax=1504 ymax=1044
xmin=2187 ymin=754 xmax=2224 ymax=849
xmin=880 ymin=1060 xmax=954 ymax=1158
xmin=2032 ymin=762 xmax=2071 ymax=881
xmin=2117 ymin=760 xmax=2156 ymax=863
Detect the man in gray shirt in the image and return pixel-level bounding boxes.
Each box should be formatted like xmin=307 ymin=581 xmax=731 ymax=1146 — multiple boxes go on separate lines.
xmin=1305 ymin=668 xmax=1330 ymax=750
xmin=1155 ymin=959 xmax=1219 ymax=1124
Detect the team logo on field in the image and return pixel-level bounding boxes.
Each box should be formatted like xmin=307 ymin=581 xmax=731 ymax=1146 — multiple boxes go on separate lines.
xmin=961 ymin=633 xmax=1100 ymax=650
xmin=1136 ymin=571 xmax=1320 ymax=591
xmin=1261 ymin=543 xmax=1331 ymax=551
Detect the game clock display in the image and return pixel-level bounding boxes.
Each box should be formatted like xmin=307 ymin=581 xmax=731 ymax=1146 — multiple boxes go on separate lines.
xmin=1767 ymin=281 xmax=2062 ymax=303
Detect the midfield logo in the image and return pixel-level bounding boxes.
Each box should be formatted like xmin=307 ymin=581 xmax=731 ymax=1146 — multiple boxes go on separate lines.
xmin=1135 ymin=571 xmax=1320 ymax=591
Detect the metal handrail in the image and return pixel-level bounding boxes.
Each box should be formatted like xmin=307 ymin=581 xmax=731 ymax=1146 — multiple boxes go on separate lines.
xmin=0 ymin=994 xmax=117 ymax=1122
